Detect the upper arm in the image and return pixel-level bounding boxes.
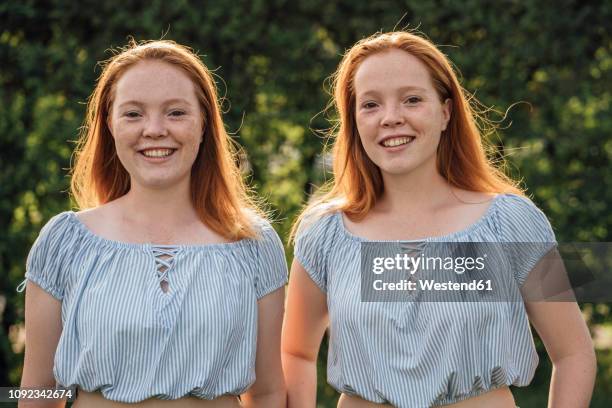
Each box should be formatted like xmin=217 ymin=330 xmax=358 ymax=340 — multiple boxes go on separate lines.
xmin=21 ymin=280 xmax=63 ymax=388
xmin=21 ymin=214 xmax=71 ymax=388
xmin=524 ymin=252 xmax=594 ymax=363
xmin=525 ymin=300 xmax=594 ymax=363
xmin=242 ymin=286 xmax=286 ymax=401
xmin=281 ymin=259 xmax=329 ymax=362
xmin=283 ymin=209 xmax=334 ymax=360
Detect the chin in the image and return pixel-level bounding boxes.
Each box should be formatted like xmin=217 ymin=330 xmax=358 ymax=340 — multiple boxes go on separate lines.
xmin=373 ymin=159 xmax=417 ymax=175
xmin=379 ymin=165 xmax=417 ymax=176
xmin=375 ymin=153 xmax=437 ymax=177
xmin=135 ymin=175 xmax=185 ymax=190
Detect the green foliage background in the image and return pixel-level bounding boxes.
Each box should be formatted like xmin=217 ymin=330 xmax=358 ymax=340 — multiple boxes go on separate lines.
xmin=1 ymin=1 xmax=610 ymax=406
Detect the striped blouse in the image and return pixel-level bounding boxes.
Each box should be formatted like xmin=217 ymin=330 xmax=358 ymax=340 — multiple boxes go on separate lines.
xmin=294 ymin=193 xmax=557 ymax=407
xmin=22 ymin=211 xmax=288 ymax=403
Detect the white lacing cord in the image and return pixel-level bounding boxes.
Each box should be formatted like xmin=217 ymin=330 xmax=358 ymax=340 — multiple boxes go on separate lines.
xmin=151 ymin=245 xmax=181 ymax=285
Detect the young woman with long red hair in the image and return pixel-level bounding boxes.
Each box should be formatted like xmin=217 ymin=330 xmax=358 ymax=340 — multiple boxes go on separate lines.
xmin=282 ymin=31 xmax=596 ymax=407
xmin=19 ymin=40 xmax=286 ymax=407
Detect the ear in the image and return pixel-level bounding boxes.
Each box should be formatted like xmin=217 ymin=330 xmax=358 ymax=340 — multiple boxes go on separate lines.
xmin=441 ymin=98 xmax=452 ymax=131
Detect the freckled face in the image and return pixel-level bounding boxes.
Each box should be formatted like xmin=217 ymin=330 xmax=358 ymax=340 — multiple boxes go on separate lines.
xmin=108 ymin=60 xmax=204 ymax=190
xmin=354 ymin=49 xmax=451 ymax=177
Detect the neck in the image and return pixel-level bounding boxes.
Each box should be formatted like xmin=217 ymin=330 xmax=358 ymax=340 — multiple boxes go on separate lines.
xmin=376 ymin=159 xmax=452 ymax=214
xmin=119 ymin=178 xmax=199 ymax=226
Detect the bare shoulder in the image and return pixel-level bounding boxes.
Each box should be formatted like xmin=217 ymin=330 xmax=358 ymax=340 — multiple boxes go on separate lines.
xmin=75 ymin=206 xmax=105 ymax=221
xmin=444 ymin=188 xmax=499 ymax=222
xmin=451 ymin=189 xmax=498 ymax=205
xmin=74 ymin=200 xmax=122 ymax=234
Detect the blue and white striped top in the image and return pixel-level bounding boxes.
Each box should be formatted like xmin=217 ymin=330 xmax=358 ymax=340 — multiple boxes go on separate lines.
xmin=23 ymin=211 xmax=288 ymax=403
xmin=294 ymin=193 xmax=557 ymax=407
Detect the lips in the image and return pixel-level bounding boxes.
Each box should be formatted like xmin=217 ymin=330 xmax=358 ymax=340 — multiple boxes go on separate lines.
xmin=379 ymin=135 xmax=415 ymax=147
xmin=138 ymin=147 xmax=178 ymax=158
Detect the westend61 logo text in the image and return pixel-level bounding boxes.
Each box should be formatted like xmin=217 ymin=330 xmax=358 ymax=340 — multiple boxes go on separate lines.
xmin=370 ymin=253 xmax=492 ymax=293
xmin=372 ymin=253 xmax=487 ymax=275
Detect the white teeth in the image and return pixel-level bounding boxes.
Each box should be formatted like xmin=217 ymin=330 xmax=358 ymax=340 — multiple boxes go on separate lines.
xmin=142 ymin=149 xmax=173 ymax=158
xmin=382 ymin=137 xmax=414 ymax=147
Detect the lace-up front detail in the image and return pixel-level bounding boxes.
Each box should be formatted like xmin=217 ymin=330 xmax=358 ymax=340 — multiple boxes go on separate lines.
xmin=151 ymin=245 xmax=181 ymax=293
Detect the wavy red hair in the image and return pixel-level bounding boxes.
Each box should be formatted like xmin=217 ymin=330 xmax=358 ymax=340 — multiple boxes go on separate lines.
xmin=71 ymin=40 xmax=263 ymax=239
xmin=293 ymin=31 xmax=522 ymax=238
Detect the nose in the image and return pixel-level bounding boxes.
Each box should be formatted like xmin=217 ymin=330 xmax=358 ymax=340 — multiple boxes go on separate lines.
xmin=381 ymin=104 xmax=405 ymax=128
xmin=142 ymin=115 xmax=168 ymax=138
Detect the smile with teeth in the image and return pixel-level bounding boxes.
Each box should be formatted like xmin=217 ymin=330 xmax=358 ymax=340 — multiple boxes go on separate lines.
xmin=381 ymin=136 xmax=415 ymax=147
xmin=140 ymin=148 xmax=176 ymax=158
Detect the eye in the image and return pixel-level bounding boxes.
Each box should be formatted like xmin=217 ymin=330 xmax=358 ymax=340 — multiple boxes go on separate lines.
xmin=169 ymin=110 xmax=186 ymax=117
xmin=123 ymin=111 xmax=142 ymax=118
xmin=361 ymin=101 xmax=379 ymax=110
xmin=404 ymin=96 xmax=422 ymax=105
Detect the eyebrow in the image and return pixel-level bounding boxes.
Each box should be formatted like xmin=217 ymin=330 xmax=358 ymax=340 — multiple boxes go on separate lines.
xmin=117 ymin=98 xmax=194 ymax=109
xmin=357 ymin=86 xmax=428 ymax=98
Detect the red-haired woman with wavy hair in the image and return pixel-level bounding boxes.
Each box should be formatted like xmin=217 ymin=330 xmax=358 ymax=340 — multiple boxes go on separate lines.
xmin=19 ymin=40 xmax=286 ymax=407
xmin=282 ymin=31 xmax=595 ymax=407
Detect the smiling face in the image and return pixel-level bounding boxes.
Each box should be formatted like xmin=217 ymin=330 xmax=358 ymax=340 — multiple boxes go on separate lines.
xmin=354 ymin=48 xmax=451 ymax=178
xmin=108 ymin=60 xmax=204 ymax=191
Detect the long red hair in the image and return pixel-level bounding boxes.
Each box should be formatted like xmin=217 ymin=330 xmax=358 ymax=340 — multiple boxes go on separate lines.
xmin=71 ymin=40 xmax=263 ymax=239
xmin=293 ymin=31 xmax=522 ymax=238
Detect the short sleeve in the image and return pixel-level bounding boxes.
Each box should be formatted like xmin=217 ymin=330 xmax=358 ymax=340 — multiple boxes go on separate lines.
xmin=293 ymin=208 xmax=337 ymax=293
xmin=496 ymin=194 xmax=558 ymax=286
xmin=254 ymin=222 xmax=288 ymax=299
xmin=24 ymin=212 xmax=75 ymax=300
